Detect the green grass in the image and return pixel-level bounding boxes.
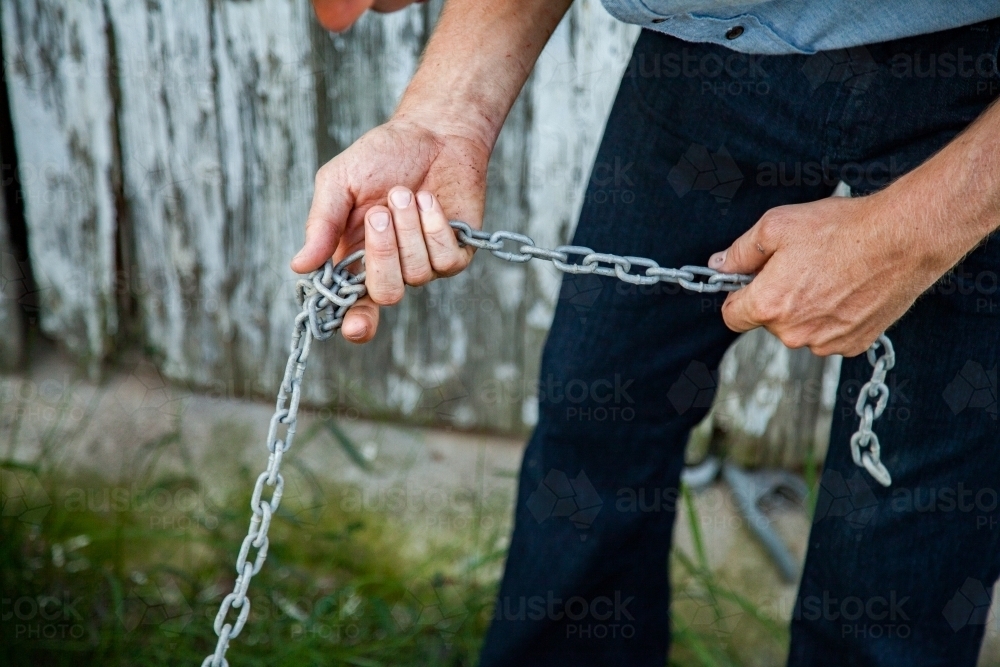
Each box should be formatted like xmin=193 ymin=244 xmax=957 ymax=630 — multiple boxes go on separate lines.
xmin=1 ymin=390 xmax=793 ymax=667
xmin=667 ymin=485 xmax=789 ymax=667
xmin=1 ymin=455 xmax=503 ymax=667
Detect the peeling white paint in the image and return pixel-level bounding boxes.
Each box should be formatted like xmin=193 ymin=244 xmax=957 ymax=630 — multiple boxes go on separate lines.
xmin=4 ymin=1 xmax=838 ymax=454
xmin=3 ymin=0 xmax=119 ymax=373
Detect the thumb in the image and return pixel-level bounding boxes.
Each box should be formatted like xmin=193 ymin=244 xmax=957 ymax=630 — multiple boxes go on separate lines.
xmin=291 ymin=165 xmax=355 ymax=274
xmin=719 ymin=283 xmax=760 ymax=333
xmin=709 ymin=225 xmax=775 ymax=276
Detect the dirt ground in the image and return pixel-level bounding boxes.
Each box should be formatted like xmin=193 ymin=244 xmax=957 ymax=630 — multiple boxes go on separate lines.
xmin=3 ymin=341 xmax=998 ymax=665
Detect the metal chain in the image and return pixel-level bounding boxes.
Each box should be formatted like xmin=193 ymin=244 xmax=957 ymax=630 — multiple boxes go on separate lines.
xmin=200 ymin=248 xmax=366 ymax=667
xmin=850 ymin=335 xmax=896 ymax=487
xmin=201 ymin=221 xmax=895 ymax=665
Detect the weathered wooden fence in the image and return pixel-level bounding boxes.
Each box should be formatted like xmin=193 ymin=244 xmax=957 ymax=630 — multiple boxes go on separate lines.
xmin=0 ymin=0 xmax=838 ymax=468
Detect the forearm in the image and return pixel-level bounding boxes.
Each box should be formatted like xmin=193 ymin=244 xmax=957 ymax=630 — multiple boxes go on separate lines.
xmin=396 ymin=0 xmax=573 ymax=148
xmin=881 ymin=99 xmax=1000 ymax=277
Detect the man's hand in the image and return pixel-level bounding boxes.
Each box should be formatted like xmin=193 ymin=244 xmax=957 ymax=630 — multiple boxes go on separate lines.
xmin=710 ymin=98 xmax=1000 ymax=357
xmin=294 ymin=0 xmax=573 ymax=343
xmin=709 ymin=194 xmax=944 ymax=357
xmin=291 ymin=115 xmax=491 ymax=343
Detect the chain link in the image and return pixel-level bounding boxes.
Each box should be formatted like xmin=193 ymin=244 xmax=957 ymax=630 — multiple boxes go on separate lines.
xmin=201 ymin=221 xmax=896 ymax=665
xmin=850 ymin=334 xmax=896 ymax=487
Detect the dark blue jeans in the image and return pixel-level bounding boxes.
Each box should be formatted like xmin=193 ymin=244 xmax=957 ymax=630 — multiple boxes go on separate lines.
xmin=480 ymin=21 xmax=1000 ymax=667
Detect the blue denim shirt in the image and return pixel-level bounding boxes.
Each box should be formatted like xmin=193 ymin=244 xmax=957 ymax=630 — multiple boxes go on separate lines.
xmin=600 ymin=0 xmax=1000 ymax=54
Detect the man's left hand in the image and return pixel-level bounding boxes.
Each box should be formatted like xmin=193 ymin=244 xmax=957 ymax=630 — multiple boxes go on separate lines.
xmin=709 ymin=192 xmax=950 ymax=357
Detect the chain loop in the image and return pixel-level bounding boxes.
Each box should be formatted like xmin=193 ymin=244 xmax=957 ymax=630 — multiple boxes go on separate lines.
xmin=202 ymin=221 xmax=898 ymax=665
xmin=851 ymin=334 xmax=896 ymax=487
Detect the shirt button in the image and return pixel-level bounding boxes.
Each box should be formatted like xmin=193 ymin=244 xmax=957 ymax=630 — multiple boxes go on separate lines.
xmin=725 ymin=25 xmax=745 ymax=39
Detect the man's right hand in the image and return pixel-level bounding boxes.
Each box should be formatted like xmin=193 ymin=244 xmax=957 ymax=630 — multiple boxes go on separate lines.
xmin=294 ymin=0 xmax=574 ymax=343
xmin=290 ymin=114 xmax=492 ymax=343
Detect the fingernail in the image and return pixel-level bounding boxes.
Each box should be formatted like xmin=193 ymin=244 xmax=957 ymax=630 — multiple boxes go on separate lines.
xmin=710 ymin=251 xmax=726 ymax=267
xmin=342 ymin=319 xmax=367 ymax=339
xmin=390 ymin=189 xmax=411 ymax=208
xmin=292 ymin=248 xmax=305 ymax=262
xmin=369 ymin=211 xmax=390 ymax=231
xmin=416 ymin=191 xmax=433 ymax=211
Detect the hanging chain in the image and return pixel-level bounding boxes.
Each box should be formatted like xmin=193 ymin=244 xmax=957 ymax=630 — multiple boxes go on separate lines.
xmin=850 ymin=335 xmax=896 ymax=487
xmin=200 ymin=247 xmax=367 ymax=667
xmin=201 ymin=221 xmax=895 ymax=666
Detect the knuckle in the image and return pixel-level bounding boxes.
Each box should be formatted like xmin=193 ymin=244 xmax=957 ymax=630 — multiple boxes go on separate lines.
xmin=757 ymin=208 xmax=790 ymax=241
xmin=368 ymin=243 xmax=399 ymax=263
xmin=810 ymin=333 xmax=838 ymax=357
xmin=750 ymin=287 xmax=790 ymax=324
xmin=751 ymin=299 xmax=781 ymax=325
xmin=314 ymin=162 xmax=334 ymax=187
xmin=780 ymin=330 xmax=810 ymax=350
xmin=371 ymin=285 xmax=405 ymax=306
xmin=436 ymin=253 xmax=469 ymax=277
xmin=403 ymin=265 xmax=435 ymax=286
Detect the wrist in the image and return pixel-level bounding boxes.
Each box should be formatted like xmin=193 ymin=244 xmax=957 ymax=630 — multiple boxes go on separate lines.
xmin=393 ymin=99 xmax=499 ymax=155
xmin=393 ymin=0 xmax=573 ymax=155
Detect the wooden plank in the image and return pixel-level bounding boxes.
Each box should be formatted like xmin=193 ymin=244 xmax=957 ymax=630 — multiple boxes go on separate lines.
xmin=1 ymin=0 xmax=118 ymax=375
xmin=105 ymin=0 xmax=227 ymax=385
xmin=4 ymin=0 xmax=838 ymax=461
xmin=0 ymin=191 xmax=26 ymax=370
xmin=306 ymin=2 xmax=639 ymax=431
xmin=208 ymin=0 xmax=321 ymax=400
xmin=108 ymin=0 xmax=319 ymax=396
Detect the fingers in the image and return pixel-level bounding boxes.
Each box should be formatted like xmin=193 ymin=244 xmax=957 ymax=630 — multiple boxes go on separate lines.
xmin=364 ymin=207 xmax=406 ymax=306
xmin=368 ymin=188 xmax=471 ymax=304
xmin=709 ymin=228 xmax=774 ymax=276
xmin=341 ymin=295 xmax=380 ymax=343
xmin=714 ymin=207 xmax=790 ymax=332
xmin=709 ymin=207 xmax=790 ymax=276
xmin=720 ymin=287 xmax=762 ymax=334
xmin=307 ymin=184 xmax=472 ymax=343
xmin=292 ymin=163 xmax=355 ymax=273
xmin=416 ymin=191 xmax=471 ymax=276
xmin=388 ymin=187 xmax=434 ymax=285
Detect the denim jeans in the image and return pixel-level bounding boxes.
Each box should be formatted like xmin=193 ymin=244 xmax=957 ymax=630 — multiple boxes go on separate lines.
xmin=479 ymin=20 xmax=1000 ymax=667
